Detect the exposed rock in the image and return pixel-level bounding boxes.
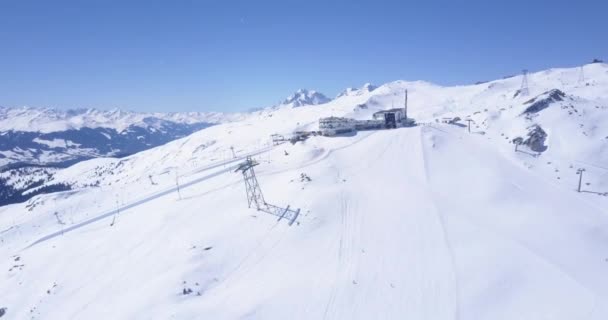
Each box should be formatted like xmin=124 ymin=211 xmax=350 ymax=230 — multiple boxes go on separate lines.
xmin=522 ymin=89 xmax=566 ymax=114
xmin=353 ymin=103 xmax=368 ymax=111
xmin=513 ymin=89 xmax=521 ymax=98
xmin=524 ymin=125 xmax=548 ymax=152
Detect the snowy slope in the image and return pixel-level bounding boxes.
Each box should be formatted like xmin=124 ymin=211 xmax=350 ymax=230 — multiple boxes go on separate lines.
xmin=1 ymin=63 xmax=608 ymax=319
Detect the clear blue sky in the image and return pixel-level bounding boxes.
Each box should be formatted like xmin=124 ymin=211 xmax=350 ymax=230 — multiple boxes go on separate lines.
xmin=1 ymin=0 xmax=606 ymax=112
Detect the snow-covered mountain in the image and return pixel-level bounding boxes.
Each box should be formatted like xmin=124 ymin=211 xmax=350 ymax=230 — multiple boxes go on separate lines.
xmin=0 ymin=106 xmax=238 ymax=133
xmin=0 ymin=107 xmax=247 ymax=205
xmin=1 ymin=63 xmax=608 ymax=319
xmin=0 ymin=107 xmax=247 ymax=169
xmin=336 ymin=82 xmax=377 ymax=98
xmin=279 ymin=89 xmax=331 ymax=108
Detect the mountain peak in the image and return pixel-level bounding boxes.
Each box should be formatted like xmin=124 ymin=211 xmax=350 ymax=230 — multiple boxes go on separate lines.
xmin=361 ymin=83 xmax=377 ymax=91
xmin=280 ymin=89 xmax=330 ymax=108
xmin=336 ymin=83 xmax=377 ymax=98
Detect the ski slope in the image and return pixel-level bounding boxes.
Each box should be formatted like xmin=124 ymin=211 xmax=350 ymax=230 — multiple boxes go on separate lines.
xmin=1 ymin=124 xmax=608 ymax=319
xmin=1 ymin=64 xmax=608 ymax=319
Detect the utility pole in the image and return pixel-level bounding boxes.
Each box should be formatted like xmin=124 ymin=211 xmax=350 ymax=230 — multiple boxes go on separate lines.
xmin=577 ymin=168 xmax=586 ymax=192
xmin=54 ymin=212 xmax=65 ymax=235
xmin=175 ymin=170 xmax=182 ymax=200
xmin=466 ymin=119 xmax=473 ymax=133
xmin=111 ymin=195 xmax=120 ymax=226
xmin=520 ymin=69 xmax=530 ymax=96
xmin=404 ymin=89 xmax=408 ymax=119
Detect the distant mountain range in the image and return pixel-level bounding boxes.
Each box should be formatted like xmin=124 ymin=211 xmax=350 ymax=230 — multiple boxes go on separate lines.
xmin=0 ymin=88 xmax=343 ymax=168
xmin=0 ymin=107 xmax=242 ymax=206
xmin=0 ymin=88 xmax=335 ymax=205
xmin=0 ymin=107 xmax=244 ymax=169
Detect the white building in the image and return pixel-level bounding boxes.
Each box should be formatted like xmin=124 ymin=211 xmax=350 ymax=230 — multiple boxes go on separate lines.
xmin=372 ymin=108 xmax=407 ymax=128
xmin=319 ymin=117 xmax=356 ymax=136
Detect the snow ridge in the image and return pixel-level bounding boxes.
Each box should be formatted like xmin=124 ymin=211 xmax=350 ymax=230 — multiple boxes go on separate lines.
xmin=280 ymin=89 xmax=331 ymax=108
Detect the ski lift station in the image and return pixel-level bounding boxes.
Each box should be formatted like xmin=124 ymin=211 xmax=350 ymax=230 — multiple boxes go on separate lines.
xmin=318 ymin=117 xmax=357 ymax=136
xmin=319 ymin=90 xmax=414 ymax=136
xmin=372 ymin=108 xmax=407 ymax=128
xmin=319 ymin=111 xmax=413 ymax=136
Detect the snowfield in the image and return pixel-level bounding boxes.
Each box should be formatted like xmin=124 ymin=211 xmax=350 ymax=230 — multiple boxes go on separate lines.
xmin=1 ymin=64 xmax=608 ymax=319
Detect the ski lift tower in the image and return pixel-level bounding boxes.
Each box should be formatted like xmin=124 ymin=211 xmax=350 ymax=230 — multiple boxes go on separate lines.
xmin=235 ymin=156 xmax=266 ymax=210
xmin=234 ymin=156 xmax=301 ymax=225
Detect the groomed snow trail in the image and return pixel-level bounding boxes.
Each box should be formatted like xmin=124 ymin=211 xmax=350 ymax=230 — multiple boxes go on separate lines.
xmin=192 ymin=126 xmax=608 ymax=319
xmin=192 ymin=128 xmax=459 ymax=319
xmin=307 ymin=128 xmax=460 ymax=320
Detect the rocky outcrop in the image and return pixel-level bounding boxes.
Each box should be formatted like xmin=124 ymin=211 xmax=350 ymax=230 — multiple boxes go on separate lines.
xmin=514 ymin=125 xmax=548 ymax=153
xmin=522 ymin=89 xmax=566 ymax=114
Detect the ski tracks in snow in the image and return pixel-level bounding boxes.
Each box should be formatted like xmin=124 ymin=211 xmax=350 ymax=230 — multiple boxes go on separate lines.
xmin=320 ymin=128 xmax=460 ymax=319
xmin=418 ymin=126 xmax=461 ymax=320
xmin=322 ymin=191 xmax=361 ymax=319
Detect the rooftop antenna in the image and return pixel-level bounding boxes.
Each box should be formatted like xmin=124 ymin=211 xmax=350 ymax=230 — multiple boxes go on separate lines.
xmin=578 ymin=65 xmax=585 ymax=85
xmin=520 ymin=69 xmax=530 ymax=96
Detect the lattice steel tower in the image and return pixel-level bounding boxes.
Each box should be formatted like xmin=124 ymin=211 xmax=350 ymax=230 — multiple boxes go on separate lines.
xmin=520 ymin=69 xmax=530 ymax=96
xmin=578 ymin=65 xmax=585 ymax=85
xmin=235 ymin=156 xmax=266 ymax=209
